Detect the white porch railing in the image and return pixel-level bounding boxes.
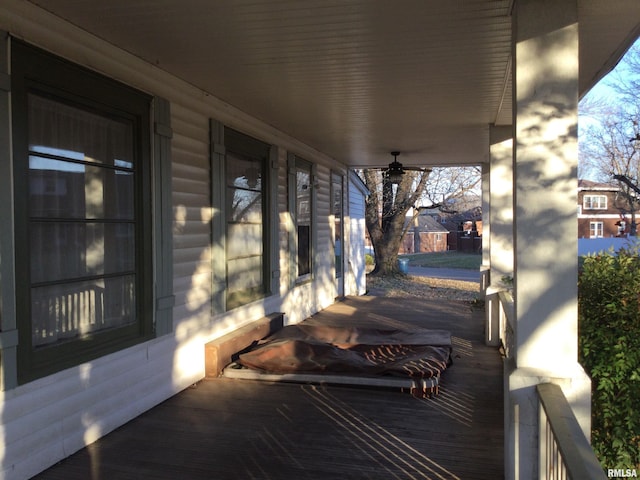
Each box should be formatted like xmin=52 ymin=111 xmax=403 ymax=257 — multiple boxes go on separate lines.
xmin=537 ymin=383 xmax=606 ymax=480
xmin=485 ymin=278 xmax=606 ymax=479
xmin=484 ymin=284 xmax=514 ymax=358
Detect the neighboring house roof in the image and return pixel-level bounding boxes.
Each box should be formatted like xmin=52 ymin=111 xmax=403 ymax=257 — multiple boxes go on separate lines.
xmin=349 ymin=170 xmax=369 ymax=196
xmin=406 ymin=214 xmax=450 ymax=233
xmin=578 ymin=179 xmax=619 ymax=191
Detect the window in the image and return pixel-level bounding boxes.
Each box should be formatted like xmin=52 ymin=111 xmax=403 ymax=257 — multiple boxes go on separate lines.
xmin=584 ymin=195 xmax=607 ymax=209
xmin=289 ymin=154 xmax=314 ymax=282
xmin=225 ymin=128 xmax=271 ymax=308
xmin=12 ymin=41 xmax=153 ymax=383
xmin=331 ymin=173 xmax=343 ymax=279
xmin=590 ymin=222 xmax=604 ymax=238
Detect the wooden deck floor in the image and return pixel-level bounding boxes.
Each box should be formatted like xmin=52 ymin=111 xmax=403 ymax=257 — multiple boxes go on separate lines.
xmin=34 ymin=295 xmax=504 ymax=480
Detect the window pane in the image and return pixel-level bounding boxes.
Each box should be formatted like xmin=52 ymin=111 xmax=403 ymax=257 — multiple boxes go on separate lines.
xmin=296 ymin=163 xmax=312 ymax=278
xmin=296 ymin=170 xmax=311 ymax=225
xmin=31 ymin=275 xmax=135 ymax=347
xmin=227 ymin=257 xmax=263 ymax=293
xmin=30 ymin=222 xmax=135 ymax=284
xmin=27 ymin=92 xmax=139 ymax=349
xmin=332 ymin=174 xmax=343 ymax=278
xmin=28 ymin=94 xmax=134 ymax=169
xmin=29 ymin=156 xmax=134 ymax=219
xmin=226 ymin=153 xmax=262 ymax=190
xmin=584 ymin=195 xmax=607 ymax=209
xmin=227 ymin=189 xmax=262 ymax=223
xmin=224 ymin=132 xmax=269 ymax=308
xmin=298 ymin=225 xmax=311 ymax=276
xmin=227 ymin=224 xmax=263 ymax=259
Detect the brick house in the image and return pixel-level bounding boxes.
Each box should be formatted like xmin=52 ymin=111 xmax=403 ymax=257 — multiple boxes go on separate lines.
xmin=399 ymin=214 xmax=450 ymax=254
xmin=578 ymin=179 xmax=634 ymax=238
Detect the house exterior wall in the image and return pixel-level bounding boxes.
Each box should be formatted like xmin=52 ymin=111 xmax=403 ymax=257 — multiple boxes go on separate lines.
xmin=347 ymin=172 xmax=368 ymax=296
xmin=399 ymin=232 xmax=448 ymax=254
xmin=577 ymin=185 xmax=630 ymax=238
xmin=0 ymin=4 xmax=363 ymax=478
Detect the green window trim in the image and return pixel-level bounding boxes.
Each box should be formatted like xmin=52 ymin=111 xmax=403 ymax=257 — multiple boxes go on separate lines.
xmin=8 ymin=39 xmax=169 ymax=385
xmin=331 ymin=172 xmax=344 ymax=279
xmin=153 ymin=97 xmax=175 ymax=336
xmin=210 ymin=120 xmax=278 ymax=312
xmin=0 ymin=30 xmax=18 ymax=390
xmin=288 ymin=153 xmax=315 ymax=286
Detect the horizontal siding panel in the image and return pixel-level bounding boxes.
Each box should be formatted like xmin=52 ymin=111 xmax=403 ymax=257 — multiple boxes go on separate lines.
xmin=171 ymin=304 xmax=213 ymax=327
xmin=315 ymin=166 xmax=332 ymax=245
xmin=171 ymin=102 xmax=212 ymax=319
xmin=171 ymin=104 xmax=209 ymax=141
xmin=173 ymin=207 xmax=212 ymax=227
xmin=173 ymin=260 xmax=211 ymax=282
xmin=2 ymin=345 xmax=156 ymax=455
xmin=313 ymin=166 xmax=335 ymax=305
xmin=172 ymin=177 xmax=210 ymax=197
xmin=173 ymin=245 xmax=211 ymax=265
xmin=173 ymin=232 xmax=210 ymax=250
xmin=172 ymin=160 xmax=210 ymax=183
xmin=171 ymin=144 xmax=209 ymax=174
xmin=175 ymin=282 xmax=211 ymax=312
xmin=172 ymin=190 xmax=210 ymax=206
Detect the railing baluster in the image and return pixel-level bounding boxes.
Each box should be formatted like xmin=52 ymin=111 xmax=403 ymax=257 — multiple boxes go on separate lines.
xmin=537 ymin=383 xmax=606 ymax=480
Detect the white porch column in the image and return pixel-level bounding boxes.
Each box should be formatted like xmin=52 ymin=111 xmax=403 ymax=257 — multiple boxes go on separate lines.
xmin=489 ymin=125 xmax=514 ymax=284
xmin=480 ymin=162 xmax=491 ymax=295
xmin=506 ymin=1 xmax=591 ymax=479
xmin=484 ymin=126 xmax=514 ymax=347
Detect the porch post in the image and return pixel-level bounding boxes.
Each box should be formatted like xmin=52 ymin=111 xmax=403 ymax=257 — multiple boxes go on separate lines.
xmin=484 ymin=126 xmax=514 ymax=347
xmin=489 ymin=125 xmax=514 ymax=284
xmin=480 ymin=162 xmax=491 ymax=296
xmin=506 ymin=1 xmax=592 ymax=479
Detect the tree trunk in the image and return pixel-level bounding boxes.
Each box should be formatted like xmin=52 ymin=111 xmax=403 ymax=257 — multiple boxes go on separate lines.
xmin=363 ymin=168 xmax=430 ymax=276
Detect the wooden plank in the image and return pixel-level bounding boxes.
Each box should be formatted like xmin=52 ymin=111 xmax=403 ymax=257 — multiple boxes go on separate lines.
xmin=204 ymin=312 xmax=284 ymax=378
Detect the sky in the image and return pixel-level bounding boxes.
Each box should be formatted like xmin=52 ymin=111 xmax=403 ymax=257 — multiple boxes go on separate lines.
xmin=581 ymin=37 xmax=640 ymax=105
xmin=578 ymin=36 xmax=640 ymax=181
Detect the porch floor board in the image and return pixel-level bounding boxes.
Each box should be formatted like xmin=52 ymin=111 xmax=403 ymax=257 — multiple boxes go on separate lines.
xmin=34 ymin=295 xmax=504 ymax=480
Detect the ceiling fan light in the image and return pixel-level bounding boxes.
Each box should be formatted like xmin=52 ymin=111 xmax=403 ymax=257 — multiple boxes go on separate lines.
xmin=387 ymin=160 xmax=405 ymax=184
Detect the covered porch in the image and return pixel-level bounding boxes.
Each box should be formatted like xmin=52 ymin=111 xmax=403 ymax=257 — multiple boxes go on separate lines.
xmin=1 ymin=1 xmax=639 ymax=478
xmin=34 ymin=294 xmax=504 ymax=479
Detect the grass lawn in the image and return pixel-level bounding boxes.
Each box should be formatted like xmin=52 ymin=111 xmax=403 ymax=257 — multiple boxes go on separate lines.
xmin=401 ymin=251 xmax=482 ymax=269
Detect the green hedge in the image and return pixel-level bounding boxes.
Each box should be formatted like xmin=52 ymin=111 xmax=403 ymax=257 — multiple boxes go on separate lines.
xmin=578 ymin=246 xmax=640 ymax=469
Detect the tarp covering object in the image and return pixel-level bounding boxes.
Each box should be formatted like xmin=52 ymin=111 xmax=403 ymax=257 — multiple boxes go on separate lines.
xmin=237 ymin=324 xmax=452 ymax=379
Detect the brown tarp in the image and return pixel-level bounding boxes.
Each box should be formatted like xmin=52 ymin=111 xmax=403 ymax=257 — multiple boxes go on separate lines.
xmin=237 ymin=324 xmax=452 ymax=379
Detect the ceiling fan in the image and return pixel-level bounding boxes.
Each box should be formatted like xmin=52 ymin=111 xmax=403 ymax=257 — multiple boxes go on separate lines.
xmin=383 ymin=151 xmax=430 ymax=184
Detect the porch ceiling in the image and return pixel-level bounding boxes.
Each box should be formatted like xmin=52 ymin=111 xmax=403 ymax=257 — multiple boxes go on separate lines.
xmin=28 ymin=0 xmax=640 ymax=169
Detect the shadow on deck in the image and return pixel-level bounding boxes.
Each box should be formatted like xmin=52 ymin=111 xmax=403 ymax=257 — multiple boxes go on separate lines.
xmin=35 ymin=295 xmax=504 ymax=480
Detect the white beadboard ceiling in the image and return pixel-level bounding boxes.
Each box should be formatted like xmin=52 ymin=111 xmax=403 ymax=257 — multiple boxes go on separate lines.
xmin=27 ymin=0 xmax=640 ymax=168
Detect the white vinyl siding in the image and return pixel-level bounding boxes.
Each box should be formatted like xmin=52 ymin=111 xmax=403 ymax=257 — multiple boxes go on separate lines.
xmin=348 ymin=173 xmax=368 ymax=296
xmin=0 ymin=9 xmax=354 ymax=479
xmin=170 ymin=105 xmax=212 ymax=323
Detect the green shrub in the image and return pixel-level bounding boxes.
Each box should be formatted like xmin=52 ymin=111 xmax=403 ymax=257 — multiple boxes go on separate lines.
xmin=365 ymin=253 xmax=375 ymax=266
xmin=578 ymin=245 xmax=640 ymax=469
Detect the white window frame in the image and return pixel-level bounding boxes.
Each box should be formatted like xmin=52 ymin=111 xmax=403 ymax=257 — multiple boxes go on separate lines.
xmin=583 ymin=195 xmax=607 ymax=210
xmin=288 ymin=153 xmax=315 ymax=285
xmin=590 ymin=221 xmax=604 ymax=238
